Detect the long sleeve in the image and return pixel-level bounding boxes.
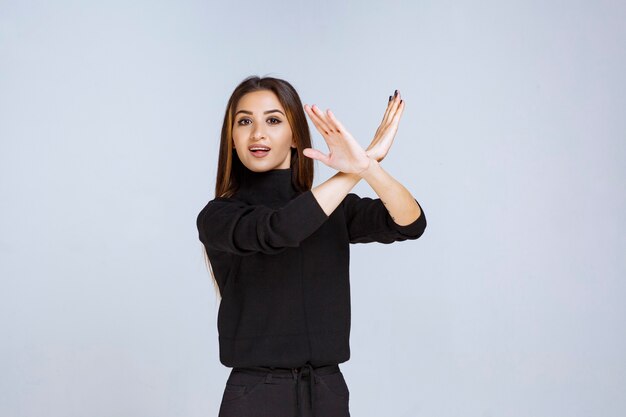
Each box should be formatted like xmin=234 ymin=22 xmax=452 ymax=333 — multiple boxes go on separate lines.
xmin=342 ymin=193 xmax=426 ymax=244
xmin=197 ymin=190 xmax=329 ymax=256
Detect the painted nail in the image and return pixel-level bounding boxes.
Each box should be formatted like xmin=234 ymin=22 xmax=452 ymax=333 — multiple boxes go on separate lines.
xmin=394 ymin=90 xmax=398 ymax=97
xmin=389 ymin=95 xmax=392 ymax=101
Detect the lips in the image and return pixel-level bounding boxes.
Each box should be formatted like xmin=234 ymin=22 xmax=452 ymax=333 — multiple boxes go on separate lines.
xmin=248 ymin=145 xmax=271 ymax=151
xmin=248 ymin=145 xmax=271 ymax=158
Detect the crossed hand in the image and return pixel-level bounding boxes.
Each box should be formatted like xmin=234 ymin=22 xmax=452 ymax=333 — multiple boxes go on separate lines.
xmin=303 ymin=90 xmax=405 ymax=175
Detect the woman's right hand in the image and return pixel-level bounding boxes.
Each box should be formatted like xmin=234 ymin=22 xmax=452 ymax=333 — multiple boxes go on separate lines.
xmin=302 ymin=104 xmax=372 ymax=175
xmin=365 ymin=90 xmax=405 ymax=163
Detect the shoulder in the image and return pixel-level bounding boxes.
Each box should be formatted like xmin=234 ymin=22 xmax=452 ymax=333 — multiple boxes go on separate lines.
xmin=201 ymin=194 xmax=246 ymax=209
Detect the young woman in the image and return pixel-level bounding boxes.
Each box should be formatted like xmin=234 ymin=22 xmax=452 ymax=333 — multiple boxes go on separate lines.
xmin=196 ymin=76 xmax=426 ymax=417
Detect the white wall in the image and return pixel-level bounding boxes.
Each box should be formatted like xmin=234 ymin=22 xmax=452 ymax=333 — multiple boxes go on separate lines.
xmin=1 ymin=0 xmax=624 ymax=416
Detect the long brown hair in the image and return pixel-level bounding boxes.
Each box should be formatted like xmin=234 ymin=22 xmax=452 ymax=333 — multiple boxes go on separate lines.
xmin=202 ymin=75 xmax=316 ymax=299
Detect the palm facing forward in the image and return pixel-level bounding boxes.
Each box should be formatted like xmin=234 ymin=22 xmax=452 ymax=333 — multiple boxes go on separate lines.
xmin=302 ymin=104 xmax=371 ymax=175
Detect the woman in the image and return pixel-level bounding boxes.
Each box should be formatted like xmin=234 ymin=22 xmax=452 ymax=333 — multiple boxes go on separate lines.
xmin=196 ymin=76 xmax=426 ymax=417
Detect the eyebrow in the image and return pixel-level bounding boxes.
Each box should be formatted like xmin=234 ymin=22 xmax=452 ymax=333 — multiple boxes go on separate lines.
xmin=234 ymin=109 xmax=285 ymax=117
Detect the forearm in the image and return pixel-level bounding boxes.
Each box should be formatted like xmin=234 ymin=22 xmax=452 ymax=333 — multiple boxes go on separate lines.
xmin=311 ymin=171 xmax=362 ymax=216
xmin=358 ymin=158 xmax=422 ymax=225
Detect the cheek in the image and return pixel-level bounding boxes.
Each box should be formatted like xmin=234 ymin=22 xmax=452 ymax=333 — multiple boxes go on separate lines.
xmin=232 ymin=132 xmax=244 ymax=148
xmin=277 ymin=126 xmax=294 ymax=146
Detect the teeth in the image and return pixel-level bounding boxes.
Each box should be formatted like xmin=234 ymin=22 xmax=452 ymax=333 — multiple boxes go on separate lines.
xmin=250 ymin=148 xmax=269 ymax=151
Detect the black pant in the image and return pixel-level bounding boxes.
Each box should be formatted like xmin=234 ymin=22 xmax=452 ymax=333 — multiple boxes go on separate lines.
xmin=218 ymin=363 xmax=350 ymax=417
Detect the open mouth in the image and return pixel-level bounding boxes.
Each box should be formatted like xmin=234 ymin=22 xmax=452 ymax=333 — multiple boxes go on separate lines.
xmin=249 ymin=146 xmax=271 ymax=158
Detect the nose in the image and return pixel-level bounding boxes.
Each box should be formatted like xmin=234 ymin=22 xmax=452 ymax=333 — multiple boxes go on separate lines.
xmin=251 ymin=125 xmax=266 ymax=140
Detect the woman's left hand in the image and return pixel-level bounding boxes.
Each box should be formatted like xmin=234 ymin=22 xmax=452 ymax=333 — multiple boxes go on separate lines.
xmin=365 ymin=90 xmax=405 ymax=163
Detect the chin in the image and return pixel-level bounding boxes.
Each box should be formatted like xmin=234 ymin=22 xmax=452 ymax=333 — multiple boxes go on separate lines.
xmin=242 ymin=156 xmax=290 ymax=172
xmin=242 ymin=160 xmax=276 ymax=172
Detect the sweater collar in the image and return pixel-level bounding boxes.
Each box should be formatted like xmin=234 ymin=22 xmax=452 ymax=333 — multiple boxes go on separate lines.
xmin=236 ymin=166 xmax=298 ymax=204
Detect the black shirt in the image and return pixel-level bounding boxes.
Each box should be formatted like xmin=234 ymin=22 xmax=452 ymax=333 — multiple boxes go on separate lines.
xmin=196 ymin=167 xmax=427 ymax=368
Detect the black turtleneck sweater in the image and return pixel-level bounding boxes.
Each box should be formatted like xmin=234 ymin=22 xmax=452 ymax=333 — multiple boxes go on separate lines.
xmin=196 ymin=167 xmax=427 ymax=368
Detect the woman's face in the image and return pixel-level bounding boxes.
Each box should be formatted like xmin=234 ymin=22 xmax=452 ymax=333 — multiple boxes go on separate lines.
xmin=232 ymin=90 xmax=296 ymax=172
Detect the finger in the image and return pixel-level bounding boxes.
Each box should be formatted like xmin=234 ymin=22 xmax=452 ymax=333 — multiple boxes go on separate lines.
xmin=387 ymin=92 xmax=404 ymax=123
xmin=302 ymin=147 xmax=330 ymax=165
xmin=372 ymin=96 xmax=393 ymax=137
xmin=389 ymin=90 xmax=402 ymax=116
xmin=318 ymin=108 xmax=340 ymax=135
xmin=306 ymin=104 xmax=333 ymax=136
xmin=325 ymin=109 xmax=348 ymax=134
xmin=381 ymin=96 xmax=394 ymax=124
xmin=304 ymin=104 xmax=331 ymax=136
xmin=390 ymin=99 xmax=405 ymax=125
xmin=382 ymin=90 xmax=401 ymax=125
xmin=378 ymin=99 xmax=403 ymax=140
xmin=372 ymin=93 xmax=396 ymax=139
xmin=304 ymin=104 xmax=329 ymax=135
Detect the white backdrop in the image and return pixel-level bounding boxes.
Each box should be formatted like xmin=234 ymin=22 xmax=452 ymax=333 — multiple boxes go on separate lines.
xmin=1 ymin=1 xmax=625 ymax=416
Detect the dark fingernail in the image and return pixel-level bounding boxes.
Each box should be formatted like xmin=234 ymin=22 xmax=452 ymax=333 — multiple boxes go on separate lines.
xmin=394 ymin=90 xmax=398 ymax=97
xmin=389 ymin=95 xmax=392 ymax=101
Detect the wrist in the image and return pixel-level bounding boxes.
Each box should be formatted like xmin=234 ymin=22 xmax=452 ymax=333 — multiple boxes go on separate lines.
xmin=357 ymin=157 xmax=379 ymax=179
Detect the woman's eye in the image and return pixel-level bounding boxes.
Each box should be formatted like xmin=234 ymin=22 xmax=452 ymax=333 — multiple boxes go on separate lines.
xmin=236 ymin=117 xmax=281 ymax=126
